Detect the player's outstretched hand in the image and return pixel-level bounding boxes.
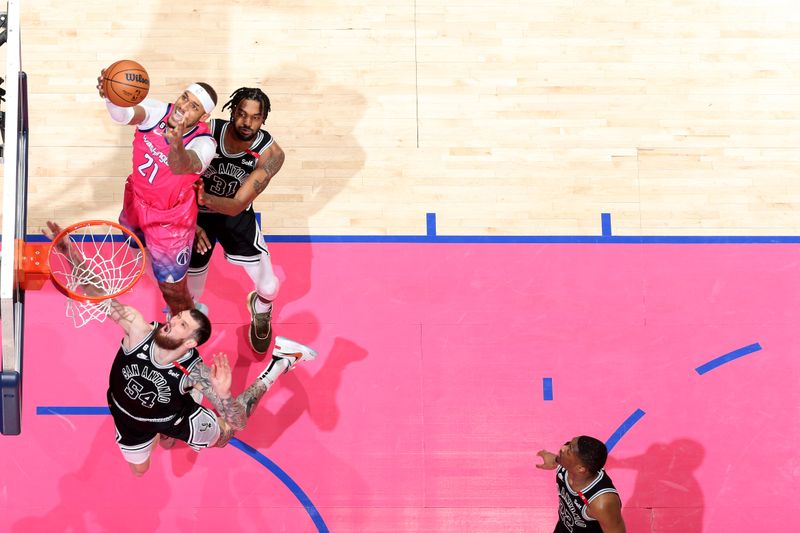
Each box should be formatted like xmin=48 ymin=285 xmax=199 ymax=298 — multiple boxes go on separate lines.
xmin=165 ymin=117 xmax=186 ymax=146
xmin=536 ymin=449 xmax=559 ymax=470
xmin=97 ymin=69 xmax=107 ymax=99
xmin=41 ymin=220 xmax=63 ymax=241
xmin=209 ymin=352 xmax=233 ymax=399
xmin=41 ymin=221 xmax=75 ymax=258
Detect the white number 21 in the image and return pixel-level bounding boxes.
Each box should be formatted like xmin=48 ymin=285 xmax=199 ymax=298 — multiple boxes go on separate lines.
xmin=137 ymin=153 xmax=159 ymax=184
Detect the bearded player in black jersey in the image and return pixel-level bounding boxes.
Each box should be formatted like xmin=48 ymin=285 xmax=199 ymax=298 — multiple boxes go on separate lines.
xmin=537 ymin=436 xmax=626 ymax=533
xmin=188 ymin=87 xmax=285 ymax=354
xmin=45 ymin=221 xmax=317 ymax=477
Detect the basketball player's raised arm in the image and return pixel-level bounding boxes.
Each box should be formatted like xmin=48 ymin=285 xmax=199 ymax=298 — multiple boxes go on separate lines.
xmin=197 ymin=141 xmax=285 ymax=216
xmin=106 ymin=300 xmax=152 ymax=342
xmin=187 ymin=354 xmax=247 ymax=431
xmin=166 ymin=127 xmax=216 ymax=174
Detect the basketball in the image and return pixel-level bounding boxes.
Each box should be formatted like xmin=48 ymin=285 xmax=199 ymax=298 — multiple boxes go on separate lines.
xmin=102 ymin=60 xmax=150 ymax=107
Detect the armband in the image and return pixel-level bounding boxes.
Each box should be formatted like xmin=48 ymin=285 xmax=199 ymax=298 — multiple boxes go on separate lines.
xmin=105 ymin=99 xmax=135 ymax=124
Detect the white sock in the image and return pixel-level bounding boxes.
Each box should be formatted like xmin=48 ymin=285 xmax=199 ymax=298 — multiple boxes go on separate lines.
xmin=257 ymin=356 xmax=290 ymax=385
xmin=254 ymin=297 xmax=272 ymax=314
xmin=187 ymin=269 xmax=208 ymax=302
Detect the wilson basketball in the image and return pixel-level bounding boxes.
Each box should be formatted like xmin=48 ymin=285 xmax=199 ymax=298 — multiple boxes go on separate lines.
xmin=102 ymin=60 xmax=150 ymax=107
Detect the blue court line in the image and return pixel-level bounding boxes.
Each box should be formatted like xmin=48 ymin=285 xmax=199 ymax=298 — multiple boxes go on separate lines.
xmin=37 ymin=406 xmax=110 ymax=415
xmin=14 ymin=210 xmax=800 ymax=244
xmin=22 ymin=234 xmax=800 ymax=244
xmin=426 ymin=212 xmax=437 ymax=237
xmin=601 ymin=213 xmax=612 ymax=237
xmin=230 ymin=438 xmax=329 ymax=533
xmin=542 ymin=377 xmax=553 ymax=401
xmin=606 ymin=408 xmax=646 ymax=452
xmin=36 ymin=406 xmax=329 ymax=532
xmin=695 ymin=343 xmax=762 ymax=375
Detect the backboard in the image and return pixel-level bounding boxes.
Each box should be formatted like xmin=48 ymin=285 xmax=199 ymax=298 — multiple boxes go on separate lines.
xmin=1 ymin=0 xmax=27 ymax=435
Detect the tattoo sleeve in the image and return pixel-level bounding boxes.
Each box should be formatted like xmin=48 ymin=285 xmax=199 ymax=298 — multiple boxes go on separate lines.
xmin=252 ymin=176 xmax=269 ymax=194
xmin=188 ymin=362 xmax=247 ymax=431
xmin=256 ymin=149 xmax=285 ymax=192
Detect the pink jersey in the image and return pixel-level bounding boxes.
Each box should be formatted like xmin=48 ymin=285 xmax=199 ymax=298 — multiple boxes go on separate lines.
xmin=128 ymin=104 xmax=213 ymax=209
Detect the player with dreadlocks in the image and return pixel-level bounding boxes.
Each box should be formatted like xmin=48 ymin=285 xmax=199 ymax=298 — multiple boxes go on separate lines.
xmin=188 ymin=87 xmax=285 ymax=353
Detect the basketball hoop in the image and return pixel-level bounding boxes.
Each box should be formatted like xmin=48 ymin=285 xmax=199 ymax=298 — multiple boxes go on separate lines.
xmin=42 ymin=220 xmax=147 ymax=327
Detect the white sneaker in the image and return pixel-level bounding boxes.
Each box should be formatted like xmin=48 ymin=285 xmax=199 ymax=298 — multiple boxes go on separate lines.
xmin=273 ymin=336 xmax=318 ymax=371
xmin=239 ymin=338 xmax=318 ymax=417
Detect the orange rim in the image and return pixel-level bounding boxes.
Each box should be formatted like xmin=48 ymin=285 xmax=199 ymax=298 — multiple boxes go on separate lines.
xmin=47 ymin=219 xmax=147 ymax=303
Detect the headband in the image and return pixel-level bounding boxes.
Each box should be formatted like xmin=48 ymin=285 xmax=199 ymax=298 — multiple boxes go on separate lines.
xmin=185 ymin=83 xmax=215 ymax=114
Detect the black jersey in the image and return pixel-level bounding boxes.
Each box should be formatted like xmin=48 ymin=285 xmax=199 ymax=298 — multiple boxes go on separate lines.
xmin=198 ymin=118 xmax=274 ymax=213
xmin=107 ymin=324 xmax=202 ymax=423
xmin=554 ymin=466 xmax=619 ymax=533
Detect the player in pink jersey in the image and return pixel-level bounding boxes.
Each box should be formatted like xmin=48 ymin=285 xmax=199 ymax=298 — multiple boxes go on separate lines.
xmin=97 ymin=73 xmax=218 ymax=315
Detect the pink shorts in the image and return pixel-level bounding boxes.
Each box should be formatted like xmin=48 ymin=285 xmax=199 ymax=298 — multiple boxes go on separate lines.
xmin=119 ymin=181 xmax=197 ymax=283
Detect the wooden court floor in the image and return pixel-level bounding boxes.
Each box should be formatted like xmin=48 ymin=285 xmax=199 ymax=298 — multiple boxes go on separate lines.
xmin=2 ymin=0 xmax=800 ymax=237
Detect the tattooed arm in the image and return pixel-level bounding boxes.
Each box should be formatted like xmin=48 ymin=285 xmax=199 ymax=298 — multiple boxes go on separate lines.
xmin=188 ymin=353 xmax=246 ymax=431
xmin=196 ymin=141 xmax=285 ymax=216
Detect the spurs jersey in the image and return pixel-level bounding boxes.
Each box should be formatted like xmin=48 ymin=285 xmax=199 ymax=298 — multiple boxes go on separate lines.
xmin=107 ymin=324 xmax=202 ymax=423
xmin=555 ymin=466 xmax=619 ymax=533
xmin=129 ymin=102 xmax=213 ymax=209
xmin=198 ymin=118 xmax=274 ymax=213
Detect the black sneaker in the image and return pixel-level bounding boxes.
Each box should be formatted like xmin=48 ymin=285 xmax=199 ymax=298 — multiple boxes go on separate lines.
xmin=247 ymin=291 xmax=273 ymax=354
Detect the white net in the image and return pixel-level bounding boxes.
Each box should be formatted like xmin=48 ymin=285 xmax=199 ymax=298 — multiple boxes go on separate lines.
xmin=65 ymin=298 xmax=114 ymax=328
xmin=48 ymin=222 xmax=146 ymax=328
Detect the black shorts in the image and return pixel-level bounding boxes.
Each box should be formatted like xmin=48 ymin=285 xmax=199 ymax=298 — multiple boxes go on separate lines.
xmin=189 ymin=208 xmax=269 ymax=271
xmin=108 ymin=392 xmax=221 ymax=455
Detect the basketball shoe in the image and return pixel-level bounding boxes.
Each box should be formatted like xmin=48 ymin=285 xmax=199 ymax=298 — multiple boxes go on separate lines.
xmin=272 ymin=336 xmax=319 ymax=369
xmin=237 ymin=336 xmax=318 ymax=417
xmin=247 ymin=291 xmax=273 ymax=353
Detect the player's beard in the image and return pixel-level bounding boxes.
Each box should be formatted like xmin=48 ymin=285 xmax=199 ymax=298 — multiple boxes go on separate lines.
xmin=232 ymin=125 xmax=256 ymax=142
xmin=154 ymin=324 xmax=185 ymax=351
